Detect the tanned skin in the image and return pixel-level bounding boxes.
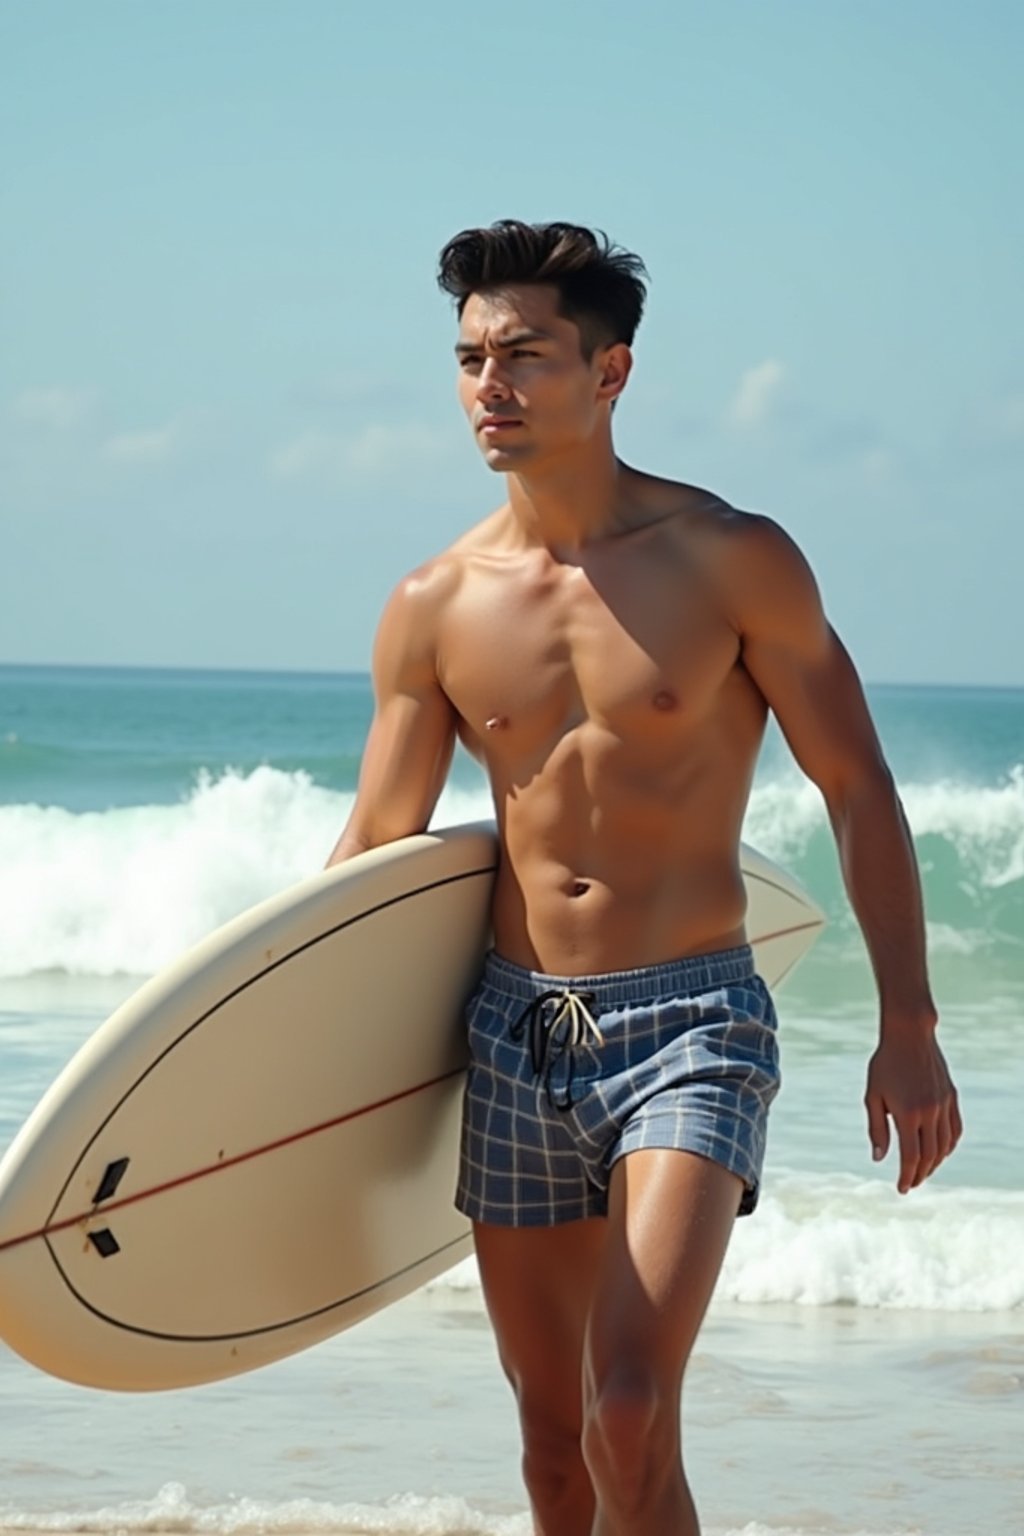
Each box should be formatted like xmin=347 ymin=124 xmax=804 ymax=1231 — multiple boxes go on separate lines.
xmin=328 ymin=283 xmax=962 ymax=1536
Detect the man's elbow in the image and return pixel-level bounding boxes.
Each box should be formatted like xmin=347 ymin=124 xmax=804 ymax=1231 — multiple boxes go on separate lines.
xmin=820 ymin=758 xmax=899 ymax=828
xmin=325 ymin=825 xmax=373 ymax=869
xmin=325 ymin=806 xmax=432 ymax=869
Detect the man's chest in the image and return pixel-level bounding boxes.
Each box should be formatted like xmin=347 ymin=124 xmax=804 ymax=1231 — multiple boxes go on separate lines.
xmin=437 ymin=554 xmax=741 ymax=743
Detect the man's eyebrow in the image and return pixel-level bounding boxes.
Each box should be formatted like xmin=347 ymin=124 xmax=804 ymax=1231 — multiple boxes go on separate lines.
xmin=454 ymin=329 xmax=555 ymax=356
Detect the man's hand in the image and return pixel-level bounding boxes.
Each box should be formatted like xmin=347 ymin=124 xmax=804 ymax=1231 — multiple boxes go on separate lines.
xmin=865 ymin=1028 xmax=962 ymax=1193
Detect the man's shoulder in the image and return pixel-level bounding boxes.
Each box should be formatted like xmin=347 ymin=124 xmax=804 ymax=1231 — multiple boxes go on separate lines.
xmin=643 ymin=485 xmax=820 ymax=634
xmin=691 ymin=503 xmax=825 ymax=641
xmin=664 ymin=489 xmax=805 ymax=570
xmin=383 ymin=508 xmax=506 ymax=623
xmin=644 ymin=480 xmax=795 ymax=566
xmin=668 ymin=488 xmax=783 ymax=546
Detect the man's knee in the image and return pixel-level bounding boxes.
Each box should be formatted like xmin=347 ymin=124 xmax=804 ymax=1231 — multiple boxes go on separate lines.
xmin=581 ymin=1366 xmax=680 ymax=1511
xmin=517 ymin=1397 xmax=587 ymax=1512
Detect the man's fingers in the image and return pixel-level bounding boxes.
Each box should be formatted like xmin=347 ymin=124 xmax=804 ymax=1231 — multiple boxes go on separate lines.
xmin=866 ymin=1094 xmax=889 ymax=1162
xmin=896 ymin=1116 xmax=921 ymax=1194
xmin=892 ymin=1094 xmax=965 ymax=1192
xmin=917 ymin=1115 xmax=939 ymax=1186
xmin=931 ymin=1092 xmax=963 ymax=1177
xmin=938 ymin=1099 xmax=959 ymax=1169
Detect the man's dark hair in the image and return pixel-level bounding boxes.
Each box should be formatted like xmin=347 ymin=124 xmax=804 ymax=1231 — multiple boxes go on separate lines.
xmin=437 ymin=219 xmax=648 ymax=360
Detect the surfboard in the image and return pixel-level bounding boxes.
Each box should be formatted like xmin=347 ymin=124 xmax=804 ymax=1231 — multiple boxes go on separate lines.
xmin=0 ymin=822 xmax=824 ymax=1392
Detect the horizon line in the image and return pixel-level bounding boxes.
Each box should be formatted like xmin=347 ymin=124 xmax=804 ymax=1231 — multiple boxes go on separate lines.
xmin=1 ymin=660 xmax=1021 ymax=694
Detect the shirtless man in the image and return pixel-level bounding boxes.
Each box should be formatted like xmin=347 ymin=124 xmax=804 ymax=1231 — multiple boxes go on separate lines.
xmin=328 ymin=221 xmax=961 ymax=1536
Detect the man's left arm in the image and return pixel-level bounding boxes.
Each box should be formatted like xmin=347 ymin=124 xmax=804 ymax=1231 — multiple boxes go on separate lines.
xmin=717 ymin=513 xmax=962 ymax=1193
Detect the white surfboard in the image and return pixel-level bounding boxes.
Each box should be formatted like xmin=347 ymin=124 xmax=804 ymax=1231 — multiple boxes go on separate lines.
xmin=0 ymin=823 xmax=824 ymax=1392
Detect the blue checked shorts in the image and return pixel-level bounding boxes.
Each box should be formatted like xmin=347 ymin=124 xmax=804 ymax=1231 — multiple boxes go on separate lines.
xmin=455 ymin=944 xmax=781 ymax=1226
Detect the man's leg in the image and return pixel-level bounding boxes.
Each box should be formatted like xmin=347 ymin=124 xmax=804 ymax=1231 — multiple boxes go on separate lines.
xmin=474 ymin=1218 xmax=607 ymax=1536
xmin=581 ymin=1149 xmax=744 ymax=1536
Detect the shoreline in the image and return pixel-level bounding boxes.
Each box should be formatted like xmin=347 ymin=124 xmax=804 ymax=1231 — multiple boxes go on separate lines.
xmin=2 ymin=1298 xmax=1022 ymax=1536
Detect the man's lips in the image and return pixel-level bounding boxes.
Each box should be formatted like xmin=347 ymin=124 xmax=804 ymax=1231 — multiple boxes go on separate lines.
xmin=479 ymin=416 xmax=523 ymax=433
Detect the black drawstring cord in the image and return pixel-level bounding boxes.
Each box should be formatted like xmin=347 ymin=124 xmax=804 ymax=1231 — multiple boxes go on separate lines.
xmin=510 ymin=988 xmax=603 ymax=1110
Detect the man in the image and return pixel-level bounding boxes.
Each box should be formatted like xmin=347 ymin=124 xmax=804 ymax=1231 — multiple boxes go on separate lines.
xmin=328 ymin=221 xmax=961 ymax=1536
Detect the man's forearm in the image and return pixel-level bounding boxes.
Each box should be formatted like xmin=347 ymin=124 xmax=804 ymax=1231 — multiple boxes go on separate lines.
xmin=827 ymin=770 xmax=938 ymax=1033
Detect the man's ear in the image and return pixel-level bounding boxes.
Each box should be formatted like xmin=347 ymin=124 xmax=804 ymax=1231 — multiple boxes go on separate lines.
xmin=596 ymin=343 xmax=633 ymax=406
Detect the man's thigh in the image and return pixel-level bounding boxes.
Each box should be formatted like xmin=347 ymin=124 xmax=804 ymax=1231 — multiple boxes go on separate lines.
xmin=585 ymin=1147 xmax=744 ymax=1400
xmin=474 ymin=1217 xmax=606 ymax=1422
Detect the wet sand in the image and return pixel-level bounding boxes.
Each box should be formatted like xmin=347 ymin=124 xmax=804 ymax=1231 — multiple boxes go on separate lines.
xmin=1 ymin=1290 xmax=1022 ymax=1535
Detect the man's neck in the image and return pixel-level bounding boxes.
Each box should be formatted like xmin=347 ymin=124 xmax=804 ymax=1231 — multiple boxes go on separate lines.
xmin=505 ymin=443 xmax=633 ymax=555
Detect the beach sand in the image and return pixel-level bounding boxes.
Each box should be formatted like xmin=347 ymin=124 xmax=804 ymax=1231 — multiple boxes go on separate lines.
xmin=1 ymin=1287 xmax=1022 ymax=1536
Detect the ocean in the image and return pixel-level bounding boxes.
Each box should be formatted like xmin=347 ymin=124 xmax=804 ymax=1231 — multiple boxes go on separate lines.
xmin=0 ymin=664 xmax=1022 ymax=1536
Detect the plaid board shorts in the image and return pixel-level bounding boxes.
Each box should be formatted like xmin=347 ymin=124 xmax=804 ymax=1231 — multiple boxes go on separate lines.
xmin=455 ymin=944 xmax=781 ymax=1226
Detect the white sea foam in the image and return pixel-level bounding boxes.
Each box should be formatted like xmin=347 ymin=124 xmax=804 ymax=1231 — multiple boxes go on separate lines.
xmin=743 ymin=765 xmax=1024 ymax=888
xmin=0 ymin=765 xmax=1020 ymax=978
xmin=737 ymin=775 xmax=827 ymax=863
xmin=0 ymin=1482 xmax=530 ymax=1535
xmin=905 ymin=764 xmax=1024 ymax=889
xmin=0 ymin=1481 xmax=911 ymax=1536
xmin=924 ymin=921 xmax=986 ymax=955
xmin=427 ymin=1173 xmax=1024 ymax=1313
xmin=0 ymin=770 xmax=491 ymax=979
xmin=717 ymin=1173 xmax=1024 ymax=1310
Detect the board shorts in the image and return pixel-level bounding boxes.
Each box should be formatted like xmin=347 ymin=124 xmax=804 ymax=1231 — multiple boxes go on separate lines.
xmin=455 ymin=944 xmax=780 ymax=1226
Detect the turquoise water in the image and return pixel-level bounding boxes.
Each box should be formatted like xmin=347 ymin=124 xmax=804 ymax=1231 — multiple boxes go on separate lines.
xmin=2 ymin=666 xmax=1024 ymax=804
xmin=2 ymin=663 xmax=1021 ymax=980
xmin=2 ymin=665 xmax=1022 ymax=808
xmin=0 ymin=667 xmax=380 ymax=810
xmin=0 ymin=665 xmax=1022 ymax=1535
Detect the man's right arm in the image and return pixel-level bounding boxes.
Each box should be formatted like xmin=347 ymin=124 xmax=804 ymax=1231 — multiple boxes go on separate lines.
xmin=326 ymin=566 xmax=458 ymax=867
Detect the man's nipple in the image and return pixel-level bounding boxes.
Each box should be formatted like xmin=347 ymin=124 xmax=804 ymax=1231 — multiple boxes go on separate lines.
xmin=652 ymin=689 xmax=678 ymax=712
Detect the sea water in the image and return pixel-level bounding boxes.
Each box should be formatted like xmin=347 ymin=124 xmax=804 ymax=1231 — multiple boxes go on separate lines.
xmin=0 ymin=665 xmax=1022 ymax=1536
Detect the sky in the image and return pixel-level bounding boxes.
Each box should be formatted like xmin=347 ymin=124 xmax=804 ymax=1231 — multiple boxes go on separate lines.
xmin=1 ymin=0 xmax=1022 ymax=686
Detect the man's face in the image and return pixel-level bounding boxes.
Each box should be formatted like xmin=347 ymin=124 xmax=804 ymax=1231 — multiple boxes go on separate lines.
xmin=455 ymin=284 xmax=619 ymax=471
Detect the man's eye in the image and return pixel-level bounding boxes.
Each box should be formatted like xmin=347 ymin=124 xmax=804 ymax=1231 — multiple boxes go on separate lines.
xmin=511 ymin=349 xmax=538 ymax=358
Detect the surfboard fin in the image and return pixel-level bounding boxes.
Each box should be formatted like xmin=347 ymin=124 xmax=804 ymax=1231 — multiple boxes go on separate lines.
xmin=87 ymin=1228 xmax=121 ymax=1258
xmin=93 ymin=1157 xmax=130 ymax=1205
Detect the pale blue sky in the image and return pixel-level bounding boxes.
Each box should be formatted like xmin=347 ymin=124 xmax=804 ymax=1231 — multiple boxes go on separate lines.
xmin=2 ymin=1 xmax=1021 ymax=685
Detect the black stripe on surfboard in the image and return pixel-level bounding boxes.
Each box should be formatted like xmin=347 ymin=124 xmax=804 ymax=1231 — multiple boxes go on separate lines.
xmin=42 ymin=1228 xmax=473 ymax=1345
xmin=41 ymin=1222 xmax=472 ymax=1345
xmin=0 ymin=1063 xmax=467 ymax=1256
xmin=41 ymin=860 xmax=497 ymax=1234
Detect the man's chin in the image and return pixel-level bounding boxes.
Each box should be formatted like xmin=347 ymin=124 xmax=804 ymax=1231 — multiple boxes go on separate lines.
xmin=480 ymin=440 xmax=534 ymax=471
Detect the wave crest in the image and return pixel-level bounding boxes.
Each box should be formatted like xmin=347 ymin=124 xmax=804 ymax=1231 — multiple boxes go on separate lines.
xmin=430 ymin=1174 xmax=1024 ymax=1313
xmin=0 ymin=767 xmax=1021 ymax=979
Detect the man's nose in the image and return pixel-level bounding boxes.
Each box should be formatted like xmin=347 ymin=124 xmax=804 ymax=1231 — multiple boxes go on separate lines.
xmin=475 ymin=358 xmax=511 ymax=403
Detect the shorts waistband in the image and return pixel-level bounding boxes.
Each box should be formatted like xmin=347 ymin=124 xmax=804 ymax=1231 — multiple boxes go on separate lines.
xmin=481 ymin=944 xmax=757 ymax=1007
